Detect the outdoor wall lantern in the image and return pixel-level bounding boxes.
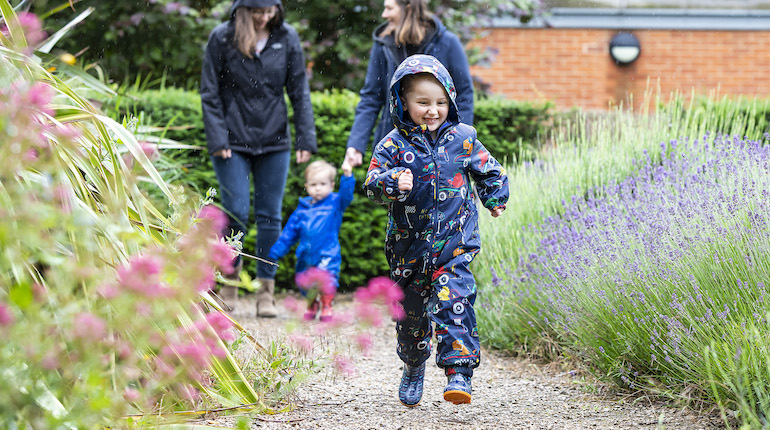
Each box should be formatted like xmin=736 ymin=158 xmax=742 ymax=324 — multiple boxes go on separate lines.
xmin=609 ymin=32 xmax=641 ymax=65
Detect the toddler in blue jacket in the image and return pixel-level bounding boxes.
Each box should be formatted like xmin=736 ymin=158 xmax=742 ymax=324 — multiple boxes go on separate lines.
xmin=364 ymin=55 xmax=509 ymax=406
xmin=269 ymin=160 xmax=355 ymax=321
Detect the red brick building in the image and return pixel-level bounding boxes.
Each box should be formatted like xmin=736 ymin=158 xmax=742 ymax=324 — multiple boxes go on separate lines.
xmin=469 ymin=8 xmax=770 ymax=110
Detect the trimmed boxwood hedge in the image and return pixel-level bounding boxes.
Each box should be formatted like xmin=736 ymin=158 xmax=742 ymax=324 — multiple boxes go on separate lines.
xmin=105 ymin=88 xmax=552 ymax=291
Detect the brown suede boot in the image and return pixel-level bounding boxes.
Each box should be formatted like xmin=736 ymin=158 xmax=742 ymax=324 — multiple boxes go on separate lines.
xmin=219 ymin=284 xmax=239 ymax=305
xmin=255 ymin=278 xmax=278 ymax=318
xmin=218 ymin=258 xmax=242 ymax=311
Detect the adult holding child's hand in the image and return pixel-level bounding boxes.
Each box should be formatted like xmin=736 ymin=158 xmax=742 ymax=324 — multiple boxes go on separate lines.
xmin=201 ymin=0 xmax=316 ymax=318
xmin=343 ymin=0 xmax=474 ymax=168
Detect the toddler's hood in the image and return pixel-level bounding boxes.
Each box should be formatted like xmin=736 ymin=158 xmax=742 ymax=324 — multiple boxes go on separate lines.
xmin=389 ymin=54 xmax=460 ymax=134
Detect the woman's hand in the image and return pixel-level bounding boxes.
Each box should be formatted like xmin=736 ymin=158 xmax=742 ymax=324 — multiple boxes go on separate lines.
xmin=344 ymin=147 xmax=363 ymax=167
xmin=490 ymin=206 xmax=505 ymax=218
xmin=397 ymin=169 xmax=413 ymax=191
xmin=296 ymin=150 xmax=311 ymax=164
xmin=213 ymin=149 xmax=232 ymax=159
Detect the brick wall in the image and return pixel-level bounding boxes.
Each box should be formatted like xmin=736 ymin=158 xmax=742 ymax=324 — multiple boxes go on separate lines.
xmin=469 ymin=28 xmax=770 ymax=110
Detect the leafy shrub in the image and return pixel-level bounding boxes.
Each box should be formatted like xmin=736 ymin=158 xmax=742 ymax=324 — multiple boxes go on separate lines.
xmin=0 ymin=10 xmax=256 ymax=426
xmin=102 ymin=88 xmax=551 ymax=290
xmin=31 ymin=0 xmax=230 ymax=89
xmin=31 ymin=0 xmax=545 ymax=91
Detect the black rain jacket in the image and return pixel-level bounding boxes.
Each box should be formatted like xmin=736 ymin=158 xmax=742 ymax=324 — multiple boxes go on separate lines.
xmin=200 ymin=4 xmax=316 ymax=156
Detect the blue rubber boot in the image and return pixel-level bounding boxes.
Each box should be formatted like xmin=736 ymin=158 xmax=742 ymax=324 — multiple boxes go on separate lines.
xmin=398 ymin=362 xmax=426 ymax=407
xmin=443 ymin=373 xmax=472 ymax=404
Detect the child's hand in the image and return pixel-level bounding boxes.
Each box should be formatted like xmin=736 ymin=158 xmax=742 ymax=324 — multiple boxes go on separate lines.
xmin=398 ymin=169 xmax=413 ymax=191
xmin=341 ymin=159 xmax=353 ymax=176
xmin=490 ymin=206 xmax=505 ymax=218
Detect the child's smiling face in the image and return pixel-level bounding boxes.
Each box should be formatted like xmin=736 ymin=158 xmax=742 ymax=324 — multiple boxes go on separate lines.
xmin=305 ymin=171 xmax=334 ymax=203
xmin=402 ymin=74 xmax=449 ymax=138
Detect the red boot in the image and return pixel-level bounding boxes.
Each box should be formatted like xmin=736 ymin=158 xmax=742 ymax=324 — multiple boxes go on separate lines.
xmin=319 ymin=294 xmax=335 ymax=322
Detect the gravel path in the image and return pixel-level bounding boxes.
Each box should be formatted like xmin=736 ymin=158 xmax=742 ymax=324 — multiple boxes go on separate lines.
xmin=202 ymin=294 xmax=724 ymax=430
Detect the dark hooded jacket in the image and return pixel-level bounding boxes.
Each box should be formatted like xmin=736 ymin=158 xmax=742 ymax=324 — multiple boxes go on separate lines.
xmin=200 ymin=0 xmax=316 ymax=156
xmin=346 ymin=17 xmax=474 ymax=157
xmin=364 ymin=55 xmax=508 ymax=273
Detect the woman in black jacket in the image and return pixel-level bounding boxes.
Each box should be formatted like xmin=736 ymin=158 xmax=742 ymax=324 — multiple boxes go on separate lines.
xmin=201 ymin=0 xmax=317 ymax=318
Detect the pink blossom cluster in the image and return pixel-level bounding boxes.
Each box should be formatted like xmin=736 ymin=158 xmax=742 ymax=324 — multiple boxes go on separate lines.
xmin=122 ymin=141 xmax=160 ymax=169
xmin=295 ymin=267 xmax=336 ymax=296
xmin=283 ymin=276 xmax=405 ymax=363
xmin=72 ymin=312 xmax=107 ymax=341
xmin=173 ymin=205 xmax=238 ymax=293
xmin=156 ymin=312 xmax=231 ymax=384
xmin=354 ymin=276 xmax=405 ymax=321
xmin=115 ymin=254 xmax=172 ymax=298
xmin=1 ymin=12 xmax=47 ymax=52
xmin=0 ymin=302 xmax=14 ymax=327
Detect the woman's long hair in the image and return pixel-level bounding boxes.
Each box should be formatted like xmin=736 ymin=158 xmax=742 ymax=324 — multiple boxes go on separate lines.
xmin=233 ymin=5 xmax=285 ymax=58
xmin=394 ymin=0 xmax=433 ymax=46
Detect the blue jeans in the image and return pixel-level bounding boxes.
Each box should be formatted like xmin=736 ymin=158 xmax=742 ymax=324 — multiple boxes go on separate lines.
xmin=211 ymin=150 xmax=290 ymax=279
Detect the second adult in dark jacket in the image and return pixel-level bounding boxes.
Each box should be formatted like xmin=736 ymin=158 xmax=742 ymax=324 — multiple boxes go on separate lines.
xmin=346 ymin=15 xmax=474 ymax=159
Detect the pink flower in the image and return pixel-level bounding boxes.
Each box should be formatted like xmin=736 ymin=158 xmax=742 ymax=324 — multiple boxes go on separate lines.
xmin=138 ymin=141 xmax=159 ymax=161
xmin=333 ymin=354 xmax=356 ymax=377
xmin=198 ymin=205 xmax=228 ymax=233
xmin=210 ymin=240 xmax=236 ymax=273
xmin=355 ymin=334 xmax=374 ymax=355
xmin=123 ymin=388 xmax=141 ymax=402
xmin=0 ymin=302 xmax=14 ymax=327
xmin=289 ymin=333 xmax=313 ymax=353
xmin=367 ymin=277 xmax=404 ymax=304
xmin=354 ymin=302 xmax=383 ymax=327
xmin=154 ymin=357 xmax=175 ymax=377
xmin=282 ymin=296 xmax=303 ymax=315
xmin=97 ymin=284 xmax=120 ymax=300
xmin=389 ymin=302 xmax=406 ymax=320
xmin=116 ymin=341 xmax=133 ymax=360
xmin=117 ymin=254 xmax=169 ymax=297
xmin=205 ymin=312 xmax=235 ymax=342
xmin=196 ymin=268 xmax=215 ymax=293
xmin=327 ymin=310 xmax=355 ymax=329
xmin=295 ymin=267 xmax=335 ymax=295
xmin=17 ymin=12 xmax=46 ymax=47
xmin=179 ymin=384 xmax=199 ymax=402
xmin=72 ymin=312 xmax=106 ymax=341
xmin=27 ymin=82 xmax=53 ymax=110
xmin=40 ymin=352 xmax=59 ymax=370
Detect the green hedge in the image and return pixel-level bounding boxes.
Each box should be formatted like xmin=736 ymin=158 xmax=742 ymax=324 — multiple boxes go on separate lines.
xmin=104 ymin=88 xmax=551 ymax=291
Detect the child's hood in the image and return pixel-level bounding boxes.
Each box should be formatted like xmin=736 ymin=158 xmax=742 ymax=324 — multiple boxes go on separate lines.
xmin=388 ymin=54 xmax=460 ymax=135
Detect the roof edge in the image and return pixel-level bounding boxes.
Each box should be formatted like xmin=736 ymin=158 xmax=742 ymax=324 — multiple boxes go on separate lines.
xmin=490 ymin=8 xmax=770 ymax=30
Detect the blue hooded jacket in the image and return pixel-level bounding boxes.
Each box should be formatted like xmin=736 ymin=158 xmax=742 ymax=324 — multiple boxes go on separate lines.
xmin=268 ymin=174 xmax=355 ymax=280
xmin=346 ymin=17 xmax=474 ymax=158
xmin=364 ymin=55 xmax=508 ymax=274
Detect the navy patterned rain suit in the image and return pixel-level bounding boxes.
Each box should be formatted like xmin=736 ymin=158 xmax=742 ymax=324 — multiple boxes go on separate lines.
xmin=364 ymin=55 xmax=509 ymax=376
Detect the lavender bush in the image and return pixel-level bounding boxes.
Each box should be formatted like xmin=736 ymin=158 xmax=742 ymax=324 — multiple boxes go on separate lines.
xmin=483 ymin=133 xmax=770 ymax=426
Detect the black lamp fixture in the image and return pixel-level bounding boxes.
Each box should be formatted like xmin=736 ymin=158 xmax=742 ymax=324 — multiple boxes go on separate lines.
xmin=609 ymin=32 xmax=641 ymax=65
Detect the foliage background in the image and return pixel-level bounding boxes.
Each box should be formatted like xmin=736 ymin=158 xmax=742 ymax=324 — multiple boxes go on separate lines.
xmin=28 ymin=0 xmax=544 ymax=91
xmin=103 ymin=88 xmax=552 ymax=290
